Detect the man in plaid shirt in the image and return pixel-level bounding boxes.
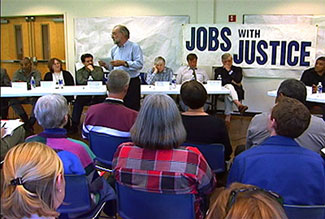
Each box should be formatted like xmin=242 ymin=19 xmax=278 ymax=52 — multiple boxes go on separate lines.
xmin=113 ymin=94 xmax=216 ymax=219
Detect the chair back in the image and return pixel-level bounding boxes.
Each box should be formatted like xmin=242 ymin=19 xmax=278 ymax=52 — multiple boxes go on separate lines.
xmin=116 ymin=183 xmax=195 ymax=219
xmin=89 ymin=131 xmax=131 ymax=170
xmin=57 ymin=174 xmax=91 ymax=214
xmin=184 ymin=143 xmax=225 ymax=173
xmin=283 ymin=204 xmax=325 ymax=219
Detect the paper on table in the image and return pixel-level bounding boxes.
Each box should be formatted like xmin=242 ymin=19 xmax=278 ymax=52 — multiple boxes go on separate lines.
xmin=1 ymin=119 xmax=24 ymax=138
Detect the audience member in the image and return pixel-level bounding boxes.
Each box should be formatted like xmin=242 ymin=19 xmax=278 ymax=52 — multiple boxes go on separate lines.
xmin=180 ymin=80 xmax=232 ymax=160
xmin=1 ymin=142 xmax=65 ymax=219
xmin=176 ymin=53 xmax=209 ymax=84
xmin=1 ymin=68 xmax=11 ymax=119
xmin=145 ymin=56 xmax=173 ymax=85
xmin=113 ymin=94 xmax=216 ymax=219
xmin=10 ymin=57 xmax=41 ymax=133
xmin=207 ymin=182 xmax=287 ymax=219
xmin=82 ymin=69 xmax=138 ymax=139
xmin=99 ymin=24 xmax=144 ymax=111
xmin=26 ymin=94 xmax=116 ymax=217
xmin=228 ymin=97 xmax=325 ymax=205
xmin=246 ymin=79 xmax=325 ymax=153
xmin=71 ymin=53 xmax=105 ymax=133
xmin=214 ymin=53 xmax=248 ymax=124
xmin=1 ymin=126 xmax=25 ymax=161
xmin=44 ymin=57 xmax=75 ymax=102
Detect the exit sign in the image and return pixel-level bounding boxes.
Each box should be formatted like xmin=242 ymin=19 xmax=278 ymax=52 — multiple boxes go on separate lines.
xmin=228 ymin=15 xmax=236 ymax=22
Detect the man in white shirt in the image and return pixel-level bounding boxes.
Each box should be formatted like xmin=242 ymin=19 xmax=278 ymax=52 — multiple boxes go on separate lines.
xmin=175 ymin=53 xmax=209 ymax=84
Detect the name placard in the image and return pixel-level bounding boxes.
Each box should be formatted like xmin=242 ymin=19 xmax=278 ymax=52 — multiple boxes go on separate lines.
xmin=11 ymin=82 xmax=27 ymax=90
xmin=207 ymin=80 xmax=221 ymax=89
xmin=40 ymin=81 xmax=55 ymax=89
xmin=88 ymin=81 xmax=102 ymax=89
xmin=154 ymin=81 xmax=170 ymax=88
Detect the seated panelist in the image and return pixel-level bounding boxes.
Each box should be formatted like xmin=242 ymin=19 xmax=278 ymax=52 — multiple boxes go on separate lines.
xmin=10 ymin=57 xmax=41 ymax=134
xmin=1 ymin=67 xmax=11 ymax=119
xmin=176 ymin=53 xmax=209 ymax=84
xmin=44 ymin=57 xmax=75 ymax=103
xmin=214 ymin=53 xmax=248 ymax=124
xmin=71 ymin=53 xmax=106 ymax=133
xmin=145 ymin=56 xmax=173 ymax=85
xmin=44 ymin=57 xmax=75 ymax=86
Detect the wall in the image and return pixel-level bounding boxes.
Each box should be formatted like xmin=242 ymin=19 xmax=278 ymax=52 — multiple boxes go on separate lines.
xmin=2 ymin=0 xmax=324 ymax=112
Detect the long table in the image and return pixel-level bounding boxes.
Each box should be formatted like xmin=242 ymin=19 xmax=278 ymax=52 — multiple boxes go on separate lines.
xmin=1 ymin=85 xmax=230 ymax=97
xmin=267 ymin=90 xmax=325 ymax=104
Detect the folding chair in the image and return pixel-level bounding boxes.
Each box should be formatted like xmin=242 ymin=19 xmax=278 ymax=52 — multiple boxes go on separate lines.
xmin=116 ymin=183 xmax=195 ymax=219
xmin=88 ymin=131 xmax=131 ymax=172
xmin=58 ymin=174 xmax=91 ymax=216
xmin=184 ymin=143 xmax=225 ymax=173
xmin=283 ymin=204 xmax=325 ymax=219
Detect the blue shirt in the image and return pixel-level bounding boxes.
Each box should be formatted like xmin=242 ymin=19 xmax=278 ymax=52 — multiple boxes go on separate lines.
xmin=145 ymin=67 xmax=174 ymax=85
xmin=110 ymin=40 xmax=143 ymax=78
xmin=228 ymin=135 xmax=325 ymax=205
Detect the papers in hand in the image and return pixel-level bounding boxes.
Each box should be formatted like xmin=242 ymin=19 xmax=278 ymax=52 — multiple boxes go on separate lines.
xmin=1 ymin=119 xmax=24 ymax=138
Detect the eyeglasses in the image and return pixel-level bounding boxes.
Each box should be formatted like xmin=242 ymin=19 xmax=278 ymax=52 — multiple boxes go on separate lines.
xmin=225 ymin=187 xmax=284 ymax=214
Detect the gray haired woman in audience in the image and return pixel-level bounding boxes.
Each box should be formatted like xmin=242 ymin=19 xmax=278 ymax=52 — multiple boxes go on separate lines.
xmin=1 ymin=142 xmax=65 ymax=219
xmin=112 ymin=94 xmax=216 ymax=218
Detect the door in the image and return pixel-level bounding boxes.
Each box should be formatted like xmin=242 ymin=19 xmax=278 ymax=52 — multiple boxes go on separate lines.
xmin=0 ymin=15 xmax=66 ymax=79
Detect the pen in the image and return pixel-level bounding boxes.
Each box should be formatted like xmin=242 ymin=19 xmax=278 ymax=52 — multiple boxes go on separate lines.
xmin=1 ymin=122 xmax=6 ymax=128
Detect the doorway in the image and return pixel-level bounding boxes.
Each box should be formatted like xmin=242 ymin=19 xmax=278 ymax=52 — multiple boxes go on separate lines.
xmin=0 ymin=15 xmax=66 ymax=78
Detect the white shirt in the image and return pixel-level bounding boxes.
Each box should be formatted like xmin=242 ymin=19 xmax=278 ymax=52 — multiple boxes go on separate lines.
xmin=175 ymin=66 xmax=209 ymax=84
xmin=52 ymin=71 xmax=64 ymax=85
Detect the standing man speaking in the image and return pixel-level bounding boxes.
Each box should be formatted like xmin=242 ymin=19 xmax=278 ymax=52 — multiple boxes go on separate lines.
xmin=100 ymin=25 xmax=143 ymax=111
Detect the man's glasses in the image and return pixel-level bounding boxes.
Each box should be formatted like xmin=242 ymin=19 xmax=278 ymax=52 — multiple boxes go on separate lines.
xmin=225 ymin=187 xmax=284 ymax=214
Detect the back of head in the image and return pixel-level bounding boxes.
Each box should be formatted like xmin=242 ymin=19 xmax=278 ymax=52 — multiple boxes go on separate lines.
xmin=80 ymin=53 xmax=93 ymax=63
xmin=207 ymin=182 xmax=287 ymax=219
xmin=106 ymin=69 xmax=130 ymax=93
xmin=271 ymin=96 xmax=311 ymax=138
xmin=186 ymin=53 xmax=198 ymax=62
xmin=1 ymin=142 xmax=64 ymax=218
xmin=34 ymin=94 xmax=68 ymax=129
xmin=317 ymin=56 xmax=325 ymax=62
xmin=221 ymin=53 xmax=232 ymax=62
xmin=21 ymin=57 xmax=32 ymax=65
xmin=114 ymin=24 xmax=130 ymax=39
xmin=130 ymin=94 xmax=186 ymax=150
xmin=276 ymin=79 xmax=306 ymax=104
xmin=48 ymin=58 xmax=63 ymax=72
xmin=154 ymin=56 xmax=166 ymax=65
xmin=180 ymin=80 xmax=207 ymax=109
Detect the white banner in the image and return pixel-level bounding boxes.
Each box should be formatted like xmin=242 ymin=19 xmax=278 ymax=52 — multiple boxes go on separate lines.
xmin=74 ymin=16 xmax=189 ymax=73
xmin=183 ymin=24 xmax=317 ymax=70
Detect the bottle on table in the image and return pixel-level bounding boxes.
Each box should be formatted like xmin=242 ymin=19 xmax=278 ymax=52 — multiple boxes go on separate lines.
xmin=170 ymin=74 xmax=176 ymax=89
xmin=58 ymin=78 xmax=64 ymax=89
xmin=317 ymin=82 xmax=323 ymax=94
xmin=216 ymin=74 xmax=222 ymax=89
xmin=30 ymin=76 xmax=36 ymax=89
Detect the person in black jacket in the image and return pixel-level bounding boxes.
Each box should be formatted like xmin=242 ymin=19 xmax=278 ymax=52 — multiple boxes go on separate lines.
xmin=1 ymin=68 xmax=11 ymax=119
xmin=44 ymin=57 xmax=75 ymax=102
xmin=214 ymin=53 xmax=248 ymax=125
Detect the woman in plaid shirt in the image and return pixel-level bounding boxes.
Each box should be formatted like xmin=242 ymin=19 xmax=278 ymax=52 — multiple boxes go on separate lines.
xmin=113 ymin=94 xmax=216 ymax=219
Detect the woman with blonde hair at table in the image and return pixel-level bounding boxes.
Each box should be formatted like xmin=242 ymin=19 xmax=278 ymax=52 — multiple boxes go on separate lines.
xmin=206 ymin=182 xmax=287 ymax=219
xmin=1 ymin=142 xmax=65 ymax=219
